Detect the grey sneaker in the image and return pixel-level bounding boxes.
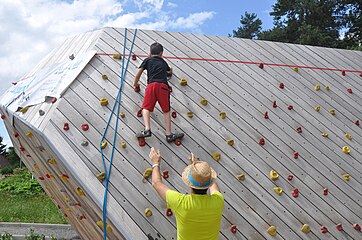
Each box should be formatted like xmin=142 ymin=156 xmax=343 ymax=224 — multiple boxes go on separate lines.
xmin=166 ymin=133 xmax=184 ymax=142
xmin=136 ymin=129 xmax=152 ymax=138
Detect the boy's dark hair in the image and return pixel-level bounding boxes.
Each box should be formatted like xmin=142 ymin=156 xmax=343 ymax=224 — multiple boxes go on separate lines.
xmin=150 ymin=42 xmax=163 ymax=55
xmin=191 ymin=188 xmax=208 ymax=195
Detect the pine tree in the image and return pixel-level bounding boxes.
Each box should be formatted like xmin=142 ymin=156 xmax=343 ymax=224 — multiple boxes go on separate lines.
xmin=0 ymin=136 xmax=7 ymax=156
xmin=231 ymin=12 xmax=262 ymax=39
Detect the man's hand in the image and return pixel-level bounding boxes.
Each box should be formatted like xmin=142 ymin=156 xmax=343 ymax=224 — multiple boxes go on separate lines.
xmin=149 ymin=147 xmax=161 ymax=164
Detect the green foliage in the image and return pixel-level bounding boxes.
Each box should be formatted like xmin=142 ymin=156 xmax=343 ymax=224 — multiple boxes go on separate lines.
xmin=0 ymin=136 xmax=7 ymax=157
xmin=0 ymin=232 xmax=13 ymax=240
xmin=0 ymin=166 xmax=15 ymax=175
xmin=6 ymin=147 xmax=20 ymax=166
xmin=0 ymin=168 xmax=43 ymax=195
xmin=25 ymin=229 xmax=45 ymax=240
xmin=232 ymin=11 xmax=262 ymax=39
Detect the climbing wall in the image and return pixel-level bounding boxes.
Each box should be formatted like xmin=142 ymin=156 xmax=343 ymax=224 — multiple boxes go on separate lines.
xmin=1 ymin=27 xmax=362 ymax=239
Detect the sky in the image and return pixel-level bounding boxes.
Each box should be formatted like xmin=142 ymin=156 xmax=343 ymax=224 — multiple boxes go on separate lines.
xmin=0 ymin=0 xmax=276 ymax=148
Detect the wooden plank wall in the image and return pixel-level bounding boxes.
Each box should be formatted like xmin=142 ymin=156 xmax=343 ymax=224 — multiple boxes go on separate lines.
xmin=1 ymin=27 xmax=361 ymax=240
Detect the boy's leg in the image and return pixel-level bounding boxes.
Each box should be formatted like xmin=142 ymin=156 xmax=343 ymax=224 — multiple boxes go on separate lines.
xmin=138 ymin=83 xmax=157 ymax=138
xmin=163 ymin=111 xmax=171 ymax=136
xmin=143 ymin=109 xmax=151 ymax=130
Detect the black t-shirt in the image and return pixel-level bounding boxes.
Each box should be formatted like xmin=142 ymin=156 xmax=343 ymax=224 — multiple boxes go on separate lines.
xmin=139 ymin=56 xmax=170 ymax=84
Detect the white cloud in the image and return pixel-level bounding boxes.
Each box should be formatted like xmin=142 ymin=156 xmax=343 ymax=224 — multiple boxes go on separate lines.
xmin=167 ymin=2 xmax=178 ymax=8
xmin=170 ymin=12 xmax=216 ymax=30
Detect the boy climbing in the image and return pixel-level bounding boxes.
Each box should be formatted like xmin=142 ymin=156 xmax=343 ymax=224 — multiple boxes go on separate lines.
xmin=133 ymin=42 xmax=184 ymax=142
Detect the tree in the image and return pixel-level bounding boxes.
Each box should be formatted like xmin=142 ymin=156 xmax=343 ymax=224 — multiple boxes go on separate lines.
xmin=338 ymin=1 xmax=362 ymax=49
xmin=0 ymin=136 xmax=7 ymax=157
xmin=232 ymin=12 xmax=262 ymax=39
xmin=7 ymin=146 xmax=20 ymax=166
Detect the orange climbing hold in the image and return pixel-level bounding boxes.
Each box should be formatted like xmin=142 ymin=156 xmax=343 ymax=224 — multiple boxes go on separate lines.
xmin=47 ymin=158 xmax=57 ymax=165
xmin=273 ymin=187 xmax=283 ymax=195
xmin=187 ymin=111 xmax=193 ymax=118
xmin=121 ymin=141 xmax=127 ymax=148
xmin=76 ymin=187 xmax=85 ymax=196
xmin=26 ymin=132 xmax=33 ymax=138
xmin=96 ymin=172 xmax=105 ymax=181
xmin=342 ymin=174 xmax=350 ymax=181
xmin=120 ymin=112 xmax=125 ymax=118
xmin=293 ymin=67 xmax=299 ymax=73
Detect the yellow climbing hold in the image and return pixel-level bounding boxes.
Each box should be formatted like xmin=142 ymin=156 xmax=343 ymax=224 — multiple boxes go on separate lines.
xmin=321 ymin=133 xmax=329 ymax=137
xmin=97 ymin=221 xmax=104 ymax=228
xmin=219 ymin=112 xmax=226 ymax=119
xmin=301 ymin=224 xmax=311 ymax=233
xmin=293 ymin=67 xmax=299 ymax=73
xmin=101 ymin=140 xmax=107 ymax=149
xmin=119 ymin=112 xmax=125 ymax=118
xmin=144 ymin=208 xmax=152 ymax=217
xmin=34 ymin=164 xmax=39 ymax=169
xmin=106 ymin=225 xmax=113 ymax=232
xmin=100 ymin=97 xmax=108 ymax=106
xmin=342 ymin=146 xmax=350 ymax=154
xmin=121 ymin=141 xmax=127 ymax=149
xmin=273 ymin=187 xmax=283 ymax=195
xmin=314 ymin=84 xmax=321 ymax=91
xmin=211 ymin=152 xmax=221 ymax=161
xmin=179 ymin=79 xmax=188 ymax=86
xmin=96 ymin=172 xmax=105 ymax=181
xmin=236 ymin=174 xmax=245 ymax=181
xmin=143 ymin=168 xmax=153 ymax=181
xmin=343 ymin=174 xmax=350 ymax=181
xmin=187 ymin=111 xmax=193 ymax=118
xmin=19 ymin=106 xmax=30 ymax=114
xmin=102 ymin=74 xmax=108 ymax=80
xmin=314 ymin=106 xmax=321 ymax=112
xmin=97 ymin=221 xmax=112 ymax=232
xmin=26 ymin=132 xmax=33 ymax=138
xmin=269 ymin=170 xmax=279 ymax=181
xmin=200 ymin=98 xmax=208 ymax=106
xmin=65 ymin=198 xmax=71 ymax=203
xmin=47 ymin=158 xmax=57 ymax=165
xmin=226 ymin=139 xmax=234 ymax=146
xmin=267 ymin=226 xmax=277 ymax=236
xmin=113 ymin=54 xmax=122 ymax=60
xmin=325 ymin=85 xmax=330 ymax=91
xmin=329 ymin=109 xmax=336 ymax=115
xmin=76 ymin=187 xmax=85 ymax=196
xmin=345 ymin=133 xmax=352 ymax=140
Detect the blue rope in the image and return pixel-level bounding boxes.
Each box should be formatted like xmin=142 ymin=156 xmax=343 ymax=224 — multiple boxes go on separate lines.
xmin=100 ymin=28 xmax=138 ymax=240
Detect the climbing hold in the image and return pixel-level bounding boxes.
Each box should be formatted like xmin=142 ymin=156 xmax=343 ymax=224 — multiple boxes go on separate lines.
xmin=47 ymin=159 xmax=57 ymax=165
xmin=14 ymin=132 xmax=19 ymax=138
xmin=287 ymin=105 xmax=293 ymax=110
xmin=236 ymin=174 xmax=245 ymax=181
xmin=134 ymin=85 xmax=140 ymax=93
xmin=314 ymin=84 xmax=321 ymax=91
xmin=137 ymin=109 xmax=143 ymax=117
xmin=171 ymin=111 xmax=177 ymax=118
xmin=166 ymin=208 xmax=173 ymax=217
xmin=219 ymin=112 xmax=226 ymax=119
xmin=320 ymin=226 xmax=328 ymax=234
xmin=179 ymin=79 xmax=188 ymax=86
xmin=81 ymin=124 xmax=89 ymax=131
xmin=162 ymin=170 xmax=169 ymax=179
xmin=81 ymin=141 xmax=88 ymax=147
xmin=19 ymin=106 xmax=29 ymax=114
xmin=293 ymin=67 xmax=299 ymax=73
xmin=79 ymin=215 xmax=86 ymax=220
xmin=138 ymin=136 xmax=146 ymax=147
xmin=342 ymin=174 xmax=350 ymax=181
xmin=144 ymin=208 xmax=152 ymax=217
xmin=226 ymin=139 xmax=234 ymax=146
xmin=296 ymin=127 xmax=302 ymax=133
xmin=96 ymin=172 xmax=105 ymax=181
xmin=76 ymin=187 xmax=85 ymax=196
xmin=33 ymin=164 xmax=38 ymax=169
xmin=119 ymin=112 xmax=125 ymax=118
xmin=97 ymin=221 xmax=112 ymax=232
xmin=267 ymin=226 xmax=277 ymax=236
xmin=187 ymin=111 xmax=193 ymax=118
xmin=269 ymin=170 xmax=279 ymax=181
xmin=143 ymin=168 xmax=153 ymax=181
xmin=113 ymin=54 xmax=122 ymax=59
xmin=325 ymin=85 xmax=330 ymax=91
xmin=329 ymin=109 xmax=336 ymax=115
xmin=175 ymin=138 xmax=182 ymax=146
xmin=100 ymin=97 xmax=108 ymax=106
xmin=102 ymin=74 xmax=108 ymax=80
xmin=51 ymin=97 xmax=57 ymax=103
xmin=272 ymin=101 xmax=277 ymax=108
xmin=264 ymin=111 xmax=269 ymax=119
xmin=279 ymin=83 xmax=284 ymax=89
xmin=0 ymin=114 xmax=5 ymax=120
xmin=101 ymin=140 xmax=107 ymax=149
xmin=69 ymin=54 xmax=75 ymax=60
xmin=26 ymin=132 xmax=33 ymax=138
xmin=132 ymin=54 xmax=137 ymax=60
xmin=63 ymin=123 xmax=69 ymax=131
xmin=200 ymin=98 xmax=208 ymax=106
xmin=314 ymin=106 xmax=321 ymax=112
xmin=294 ymin=151 xmax=299 ymax=159
xmin=273 ymin=187 xmax=283 ymax=195
xmin=39 ymin=110 xmax=45 ymax=116
xmin=258 ymin=63 xmax=264 ymax=69
xmin=259 ymin=138 xmax=265 ymax=145
xmin=230 ymin=224 xmax=237 ymax=234
xmin=292 ymin=188 xmax=299 ymax=198
xmin=75 ymin=202 xmax=81 ymax=207
xmin=342 ymin=146 xmax=350 ymax=154
xmin=347 ymin=88 xmax=353 ymax=94
xmin=61 ymin=173 xmax=69 ymax=181
xmin=121 ymin=141 xmax=127 ymax=149
xmin=97 ymin=221 xmax=103 ymax=228
xmin=336 ymin=223 xmax=343 ymax=231
xmin=342 ymin=70 xmax=346 ymax=76
xmin=38 ymin=176 xmax=45 ymax=180
xmin=301 ymin=224 xmax=310 ymax=233
xmin=353 ymin=224 xmax=361 ymax=231
xmin=49 ymin=174 xmax=55 ymax=179
xmin=45 ymin=174 xmax=51 ymax=178
xmin=321 ymin=133 xmax=328 ymax=137
xmin=323 ymin=188 xmax=328 ymax=196
xmin=344 ymin=133 xmax=352 ymax=140
xmin=355 ymin=120 xmax=360 ymax=126
xmin=211 ymin=152 xmax=221 ymax=161
xmin=287 ymin=175 xmax=293 ymax=181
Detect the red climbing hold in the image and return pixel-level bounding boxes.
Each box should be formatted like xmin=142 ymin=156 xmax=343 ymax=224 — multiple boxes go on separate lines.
xmin=279 ymin=83 xmax=285 ymax=89
xmin=355 ymin=120 xmax=360 ymax=126
xmin=63 ymin=123 xmax=69 ymax=131
xmin=137 ymin=109 xmax=143 ymax=118
xmin=75 ymin=202 xmax=81 ymax=207
xmin=273 ymin=101 xmax=277 ymax=108
xmin=288 ymin=175 xmax=293 ymax=181
xmin=20 ymin=146 xmax=25 ymax=152
xmin=288 ymin=105 xmax=293 ymax=110
xmin=81 ymin=124 xmax=89 ymax=131
xmin=296 ymin=127 xmax=302 ymax=133
xmin=46 ymin=174 xmax=51 ymax=178
xmin=51 ymin=97 xmax=57 ymax=103
xmin=342 ymin=70 xmax=346 ymax=76
xmin=62 ymin=173 xmax=69 ymax=179
xmin=336 ymin=223 xmax=343 ymax=231
xmin=353 ymin=224 xmax=361 ymax=231
xmin=259 ymin=63 xmax=264 ymax=69
xmin=134 ymin=85 xmax=140 ymax=93
xmin=294 ymin=151 xmax=299 ymax=159
xmin=14 ymin=132 xmax=19 ymax=138
xmin=171 ymin=111 xmax=177 ymax=118
xmin=39 ymin=176 xmax=45 ymax=180
xmin=323 ymin=188 xmax=328 ymax=196
xmin=175 ymin=138 xmax=182 ymax=146
xmin=132 ymin=54 xmax=137 ymax=60
xmin=292 ymin=188 xmax=299 ymax=198
xmin=137 ymin=137 xmax=146 ymax=147
xmin=169 ymin=86 xmax=173 ymax=93
xmin=259 ymin=138 xmax=265 ymax=145
xmin=264 ymin=111 xmax=269 ymax=119
xmin=162 ymin=170 xmax=169 ymax=179
xmin=230 ymin=224 xmax=237 ymax=234
xmin=347 ymin=88 xmax=353 ymax=94
xmin=79 ymin=215 xmax=86 ymax=220
xmin=320 ymin=226 xmax=328 ymax=234
xmin=1 ymin=114 xmax=5 ymax=120
xmin=166 ymin=208 xmax=173 ymax=217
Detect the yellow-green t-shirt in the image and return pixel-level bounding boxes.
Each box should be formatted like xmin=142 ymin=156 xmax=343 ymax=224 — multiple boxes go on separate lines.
xmin=166 ymin=190 xmax=224 ymax=240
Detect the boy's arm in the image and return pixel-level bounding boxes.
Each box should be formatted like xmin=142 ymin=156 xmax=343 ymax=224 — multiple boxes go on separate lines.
xmin=150 ymin=148 xmax=170 ymax=201
xmin=133 ymin=67 xmax=144 ymax=88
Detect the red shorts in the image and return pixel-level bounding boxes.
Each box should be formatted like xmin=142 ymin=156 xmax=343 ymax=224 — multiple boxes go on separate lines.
xmin=142 ymin=82 xmax=170 ymax=112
